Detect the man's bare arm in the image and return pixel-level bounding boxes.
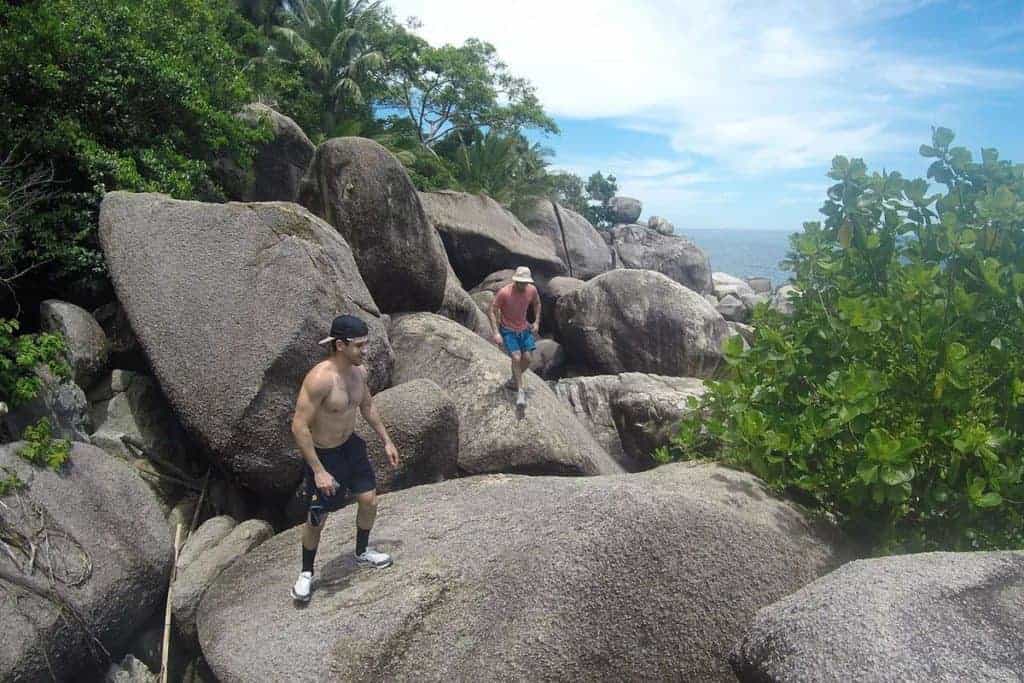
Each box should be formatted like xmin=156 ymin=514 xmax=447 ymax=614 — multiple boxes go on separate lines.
xmin=291 ymin=371 xmax=330 ymax=476
xmin=359 ymin=373 xmax=399 ymax=467
xmin=530 ymin=289 xmax=541 ymax=333
xmin=489 ymin=297 xmax=503 ymax=345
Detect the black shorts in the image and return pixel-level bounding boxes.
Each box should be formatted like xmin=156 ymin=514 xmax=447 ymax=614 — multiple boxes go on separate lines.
xmin=305 ymin=434 xmax=376 ymax=515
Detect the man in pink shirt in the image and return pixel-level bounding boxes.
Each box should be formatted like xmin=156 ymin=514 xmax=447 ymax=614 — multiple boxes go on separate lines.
xmin=489 ymin=266 xmax=541 ymax=407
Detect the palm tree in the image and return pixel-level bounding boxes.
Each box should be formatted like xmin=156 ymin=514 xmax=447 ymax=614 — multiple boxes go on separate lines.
xmin=267 ymin=0 xmax=386 ymax=135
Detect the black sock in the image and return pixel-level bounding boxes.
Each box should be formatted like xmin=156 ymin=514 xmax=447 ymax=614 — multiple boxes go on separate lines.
xmin=356 ymin=527 xmax=370 ymax=555
xmin=302 ymin=546 xmax=317 ymax=574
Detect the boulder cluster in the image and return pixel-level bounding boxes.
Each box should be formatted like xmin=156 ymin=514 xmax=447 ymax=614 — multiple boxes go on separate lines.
xmin=2 ymin=105 xmax=1007 ymax=683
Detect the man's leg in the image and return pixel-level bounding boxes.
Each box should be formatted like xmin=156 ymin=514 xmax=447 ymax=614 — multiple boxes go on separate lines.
xmin=293 ymin=509 xmax=327 ymax=602
xmin=353 ymin=489 xmax=392 ymax=568
xmin=510 ymin=351 xmax=524 ymax=389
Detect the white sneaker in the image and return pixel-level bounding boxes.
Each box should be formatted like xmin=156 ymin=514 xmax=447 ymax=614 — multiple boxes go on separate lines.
xmin=516 ymin=389 xmax=526 ymax=407
xmin=291 ymin=571 xmax=312 ymax=602
xmin=355 ymin=547 xmax=393 ymax=569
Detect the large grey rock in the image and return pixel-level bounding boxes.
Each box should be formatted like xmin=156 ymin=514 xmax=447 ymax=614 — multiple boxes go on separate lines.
xmin=354 ymin=379 xmax=459 ymax=493
xmin=177 ymin=516 xmax=238 ymax=572
xmin=648 ymin=215 xmax=675 ymax=235
xmin=609 ymin=195 xmax=642 ymax=223
xmin=172 ymin=519 xmax=273 ymax=647
xmin=746 ymin=276 xmax=772 ymax=294
xmin=552 ymin=373 xmax=706 ymax=471
xmin=4 ymin=365 xmax=91 ymax=443
xmin=520 ymin=199 xmax=613 ymax=280
xmin=732 ymin=551 xmax=1024 ymax=683
xmin=611 ymin=223 xmax=713 ymax=294
xmin=389 ymin=313 xmax=621 ymax=476
xmin=712 ymin=271 xmax=757 ymax=300
xmin=436 ymin=261 xmax=491 ymax=338
xmin=299 ymin=137 xmax=447 ymax=314
xmin=530 ymin=338 xmax=565 ymax=379
xmin=92 ymin=302 xmax=149 ymax=372
xmin=220 ymin=103 xmax=315 ymax=203
xmin=40 ymin=299 xmax=110 ymax=391
xmin=0 ymin=442 xmax=172 ymax=682
xmin=420 ymin=190 xmax=566 ymax=288
xmin=99 ymin=192 xmax=393 ymax=498
xmin=556 ymin=269 xmax=730 ymax=378
xmin=717 ymin=293 xmax=748 ymax=322
xmin=87 ymin=370 xmax=192 ymax=489
xmin=198 ymin=463 xmax=841 ymax=682
xmin=771 ymin=284 xmax=800 ymax=316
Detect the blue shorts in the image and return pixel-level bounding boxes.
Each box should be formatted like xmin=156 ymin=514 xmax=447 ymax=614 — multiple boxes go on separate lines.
xmin=305 ymin=434 xmax=375 ymax=516
xmin=500 ymin=326 xmax=536 ymax=354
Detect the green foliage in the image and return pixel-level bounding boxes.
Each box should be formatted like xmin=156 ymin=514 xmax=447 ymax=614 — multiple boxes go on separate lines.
xmin=18 ymin=418 xmax=71 ymax=472
xmin=383 ymin=32 xmax=558 ymax=147
xmin=666 ymin=128 xmax=1024 ymax=553
xmin=441 ymin=130 xmax=553 ymax=215
xmin=0 ymin=319 xmax=70 ymax=408
xmin=0 ymin=0 xmax=264 ymax=299
xmin=584 ymin=171 xmax=619 ymax=228
xmin=0 ymin=468 xmax=26 ymax=497
xmin=264 ymin=0 xmax=386 ymax=138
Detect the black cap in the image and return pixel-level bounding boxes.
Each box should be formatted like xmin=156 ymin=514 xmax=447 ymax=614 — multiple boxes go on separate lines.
xmin=318 ymin=314 xmax=369 ymax=345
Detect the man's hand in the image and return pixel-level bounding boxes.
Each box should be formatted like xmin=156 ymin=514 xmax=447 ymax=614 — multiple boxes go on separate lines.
xmin=384 ymin=440 xmax=400 ymax=468
xmin=492 ymin=332 xmax=503 ymax=347
xmin=314 ymin=469 xmax=339 ymax=497
xmin=531 ymin=321 xmax=540 ymax=335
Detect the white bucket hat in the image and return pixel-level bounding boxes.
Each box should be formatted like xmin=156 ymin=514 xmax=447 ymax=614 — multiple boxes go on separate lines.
xmin=511 ymin=266 xmax=534 ymax=283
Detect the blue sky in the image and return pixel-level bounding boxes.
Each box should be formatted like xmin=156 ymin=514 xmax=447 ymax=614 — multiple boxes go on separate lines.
xmin=388 ymin=0 xmax=1024 ymax=231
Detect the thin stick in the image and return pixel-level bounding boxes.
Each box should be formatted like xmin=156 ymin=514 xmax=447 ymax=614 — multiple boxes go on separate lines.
xmin=160 ymin=524 xmax=182 ymax=683
xmin=189 ymin=468 xmax=211 ymax=536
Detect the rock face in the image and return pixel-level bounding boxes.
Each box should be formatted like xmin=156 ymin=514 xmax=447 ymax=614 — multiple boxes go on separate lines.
xmin=520 ymin=199 xmax=612 ymax=280
xmin=197 ymin=463 xmax=841 ymax=682
xmin=40 ymin=299 xmax=110 ymax=390
xmin=221 ymin=103 xmax=315 ymax=203
xmin=648 ymin=215 xmax=675 ymax=235
xmin=609 ymin=195 xmax=642 ymax=223
xmin=556 ymin=269 xmax=729 ymax=378
xmin=299 ymin=137 xmax=448 ymax=314
xmin=99 ymin=192 xmax=393 ymax=498
xmin=389 ymin=313 xmax=621 ymax=476
xmin=771 ymin=284 xmax=800 ymax=316
xmin=732 ymin=551 xmax=1024 ymax=683
xmin=420 ymin=190 xmax=566 ymax=288
xmin=354 ymin=379 xmax=459 ymax=493
xmin=172 ymin=519 xmax=274 ymax=647
xmin=530 ymin=338 xmax=565 ymax=379
xmin=87 ymin=370 xmax=191 ymax=480
xmin=611 ymin=223 xmax=713 ymax=294
xmin=552 ymin=374 xmax=706 ymax=471
xmin=4 ymin=365 xmax=91 ymax=443
xmin=92 ymin=302 xmax=149 ymax=372
xmin=436 ymin=262 xmax=492 ymax=338
xmin=0 ymin=442 xmax=172 ymax=682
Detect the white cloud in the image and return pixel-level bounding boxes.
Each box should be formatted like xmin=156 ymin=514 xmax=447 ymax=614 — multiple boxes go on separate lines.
xmin=386 ymin=0 xmax=1021 ymax=177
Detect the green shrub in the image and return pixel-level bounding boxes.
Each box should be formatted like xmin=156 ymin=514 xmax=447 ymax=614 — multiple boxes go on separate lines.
xmin=0 ymin=319 xmax=70 ymax=408
xmin=0 ymin=0 xmax=265 ymax=298
xmin=18 ymin=418 xmax=71 ymax=472
xmin=663 ymin=128 xmax=1024 ymax=553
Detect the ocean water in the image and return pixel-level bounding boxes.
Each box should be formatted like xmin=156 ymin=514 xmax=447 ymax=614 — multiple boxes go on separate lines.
xmin=679 ymin=228 xmax=796 ymax=288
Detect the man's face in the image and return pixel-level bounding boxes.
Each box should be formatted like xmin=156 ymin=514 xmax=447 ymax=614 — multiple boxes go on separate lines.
xmin=340 ymin=336 xmax=369 ymax=365
xmin=513 ymin=281 xmax=527 ymax=292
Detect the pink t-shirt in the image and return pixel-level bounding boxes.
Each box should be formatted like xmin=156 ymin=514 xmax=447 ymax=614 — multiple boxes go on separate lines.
xmin=493 ymin=283 xmax=538 ymax=332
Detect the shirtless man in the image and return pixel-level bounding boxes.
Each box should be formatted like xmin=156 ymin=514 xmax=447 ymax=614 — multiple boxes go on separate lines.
xmin=489 ymin=266 xmax=541 ymax=407
xmin=290 ymin=314 xmax=399 ymax=603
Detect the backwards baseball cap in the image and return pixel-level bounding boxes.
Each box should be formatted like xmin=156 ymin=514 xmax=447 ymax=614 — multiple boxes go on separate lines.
xmin=318 ymin=314 xmax=369 ymax=346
